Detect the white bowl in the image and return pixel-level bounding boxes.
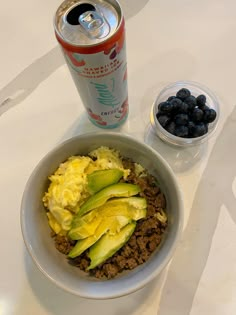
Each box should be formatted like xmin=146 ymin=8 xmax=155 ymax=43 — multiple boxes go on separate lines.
xmin=20 ymin=132 xmax=183 ymax=299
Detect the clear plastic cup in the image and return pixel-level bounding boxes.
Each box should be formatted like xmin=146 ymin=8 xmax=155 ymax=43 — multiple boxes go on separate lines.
xmin=150 ymin=81 xmax=220 ymax=147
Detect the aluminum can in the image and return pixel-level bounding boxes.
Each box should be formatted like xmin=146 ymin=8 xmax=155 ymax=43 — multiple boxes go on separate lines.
xmin=54 ymin=0 xmax=128 ymax=128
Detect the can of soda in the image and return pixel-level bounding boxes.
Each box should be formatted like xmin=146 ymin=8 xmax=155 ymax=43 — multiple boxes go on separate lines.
xmin=54 ymin=0 xmax=128 ymax=128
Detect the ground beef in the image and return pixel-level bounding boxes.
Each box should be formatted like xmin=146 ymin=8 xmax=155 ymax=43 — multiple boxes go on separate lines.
xmin=53 ymin=157 xmax=168 ymax=279
xmin=54 ymin=235 xmax=76 ymax=255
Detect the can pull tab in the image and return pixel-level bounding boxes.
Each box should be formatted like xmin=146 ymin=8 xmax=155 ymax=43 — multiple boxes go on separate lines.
xmin=79 ymin=11 xmax=110 ymax=38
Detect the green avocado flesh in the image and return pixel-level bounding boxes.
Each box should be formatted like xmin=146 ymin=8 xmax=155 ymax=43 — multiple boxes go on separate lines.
xmin=68 ymin=216 xmax=102 ymax=240
xmin=87 ymin=222 xmax=136 ymax=270
xmin=87 ymin=169 xmax=123 ymax=194
xmin=104 ymin=196 xmax=147 ymax=210
xmin=68 ymin=179 xmax=146 ymax=262
xmin=77 ymin=183 xmax=141 ymax=217
xmin=68 ymin=197 xmax=146 ymax=240
xmin=68 ymin=216 xmax=131 ymax=258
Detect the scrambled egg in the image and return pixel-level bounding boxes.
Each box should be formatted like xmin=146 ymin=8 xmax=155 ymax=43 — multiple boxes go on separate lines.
xmin=88 ymin=147 xmax=129 ymax=179
xmin=155 ymin=209 xmax=167 ymax=224
xmin=43 ymin=146 xmax=130 ymax=235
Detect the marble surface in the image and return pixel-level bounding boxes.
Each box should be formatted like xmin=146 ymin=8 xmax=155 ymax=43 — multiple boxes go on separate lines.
xmin=1 ymin=0 xmax=236 ymax=314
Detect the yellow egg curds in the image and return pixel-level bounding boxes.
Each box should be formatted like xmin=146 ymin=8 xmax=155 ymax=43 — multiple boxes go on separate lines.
xmin=42 ymin=147 xmax=130 ymax=235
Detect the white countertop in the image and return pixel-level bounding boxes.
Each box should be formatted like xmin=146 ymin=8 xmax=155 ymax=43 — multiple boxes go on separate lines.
xmin=1 ymin=0 xmax=236 ymax=314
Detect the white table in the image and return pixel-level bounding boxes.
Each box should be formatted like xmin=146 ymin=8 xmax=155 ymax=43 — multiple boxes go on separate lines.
xmin=1 ymin=0 xmax=236 ymax=314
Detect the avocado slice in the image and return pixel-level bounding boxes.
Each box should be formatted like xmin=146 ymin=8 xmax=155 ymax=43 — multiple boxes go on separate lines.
xmin=105 ymin=196 xmax=147 ymax=210
xmin=87 ymin=169 xmax=123 ymax=194
xmin=68 ymin=216 xmax=131 ymax=258
xmin=68 ymin=215 xmax=102 ymax=240
xmin=69 ymin=199 xmax=146 ymax=240
xmin=92 ymin=199 xmax=147 ymax=221
xmin=72 ymin=209 xmax=97 ymax=225
xmin=73 ymin=197 xmax=146 ymax=225
xmin=108 ymin=216 xmax=131 ymax=235
xmin=87 ymin=221 xmax=136 ymax=270
xmin=73 ymin=196 xmax=146 ymax=223
xmin=68 ymin=234 xmax=97 ymax=259
xmin=76 ymin=183 xmax=141 ymax=217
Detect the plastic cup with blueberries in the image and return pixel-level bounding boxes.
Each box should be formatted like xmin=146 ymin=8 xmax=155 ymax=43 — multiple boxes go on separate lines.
xmin=150 ymin=81 xmax=220 ymax=147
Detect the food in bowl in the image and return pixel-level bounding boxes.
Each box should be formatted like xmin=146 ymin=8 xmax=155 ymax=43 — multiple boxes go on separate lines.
xmin=21 ymin=132 xmax=183 ymax=299
xmin=43 ymin=146 xmax=168 ymax=279
xmin=156 ymin=88 xmax=217 ymax=138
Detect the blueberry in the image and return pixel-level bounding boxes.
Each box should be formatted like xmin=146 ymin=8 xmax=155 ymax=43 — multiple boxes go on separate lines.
xmin=158 ymin=101 xmax=173 ymax=114
xmin=167 ymin=96 xmax=176 ymax=102
xmin=176 ymin=88 xmax=191 ymax=100
xmin=179 ymin=102 xmax=189 ymax=113
xmin=185 ymin=95 xmax=197 ymax=111
xmin=169 ymin=97 xmax=182 ymax=112
xmin=191 ymin=108 xmax=204 ymax=122
xmin=188 ymin=121 xmax=196 ymax=136
xmin=196 ymin=94 xmax=206 ymax=108
xmin=203 ymin=108 xmax=217 ymax=123
xmin=201 ymin=105 xmax=210 ymax=112
xmin=158 ymin=101 xmax=167 ymax=111
xmin=174 ymin=125 xmax=189 ymax=137
xmin=175 ymin=113 xmax=189 ymax=125
xmin=166 ymin=121 xmax=176 ymax=134
xmin=157 ymin=114 xmax=170 ymax=127
xmin=192 ymin=122 xmax=208 ymax=137
xmin=155 ymin=111 xmax=163 ymax=119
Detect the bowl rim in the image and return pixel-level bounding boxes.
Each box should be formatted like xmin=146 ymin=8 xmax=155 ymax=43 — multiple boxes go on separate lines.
xmin=151 ymin=80 xmax=220 ymax=147
xmin=20 ymin=131 xmax=184 ymax=299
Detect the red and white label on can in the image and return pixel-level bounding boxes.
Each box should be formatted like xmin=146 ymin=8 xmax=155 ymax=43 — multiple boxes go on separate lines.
xmin=57 ymin=18 xmax=128 ymax=128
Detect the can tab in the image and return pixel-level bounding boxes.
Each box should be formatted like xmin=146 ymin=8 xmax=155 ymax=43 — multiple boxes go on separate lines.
xmin=79 ymin=11 xmax=109 ymax=39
